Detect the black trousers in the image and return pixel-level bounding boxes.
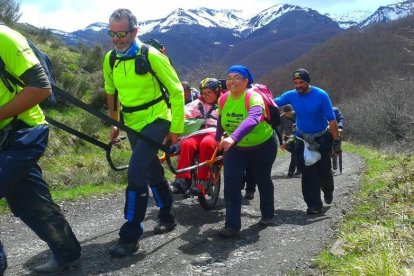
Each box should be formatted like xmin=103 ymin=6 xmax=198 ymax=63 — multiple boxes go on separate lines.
xmin=1 ymin=125 xmax=80 ymax=264
xmin=296 ymin=132 xmax=334 ymax=210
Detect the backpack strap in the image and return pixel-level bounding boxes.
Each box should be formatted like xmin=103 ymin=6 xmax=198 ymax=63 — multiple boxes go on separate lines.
xmin=206 ymin=104 xmax=218 ymax=119
xmin=109 ymin=44 xmax=171 ymax=112
xmin=0 ymin=56 xmax=25 ymax=93
xmin=197 ymin=102 xmax=205 ymax=118
xmin=244 ymin=90 xmax=253 ymax=111
xmin=219 ymin=91 xmax=230 ymax=110
xmin=109 ymin=50 xmax=119 ymax=111
xmin=141 ymin=44 xmax=171 ymax=109
xmin=109 ymin=50 xmax=117 ymax=70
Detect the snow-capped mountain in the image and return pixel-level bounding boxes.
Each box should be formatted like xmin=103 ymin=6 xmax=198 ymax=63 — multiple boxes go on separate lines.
xmin=239 ymin=4 xmax=309 ymax=34
xmin=358 ymin=0 xmax=413 ymax=28
xmin=51 ymin=1 xmax=413 ymax=44
xmin=46 ymin=1 xmax=412 ymax=77
xmin=326 ymin=10 xmax=372 ymax=29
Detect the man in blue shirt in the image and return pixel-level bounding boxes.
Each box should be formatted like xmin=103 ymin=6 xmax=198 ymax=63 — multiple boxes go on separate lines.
xmin=274 ymin=69 xmax=341 ymax=215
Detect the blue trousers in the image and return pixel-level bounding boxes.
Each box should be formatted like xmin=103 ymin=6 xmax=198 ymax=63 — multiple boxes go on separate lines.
xmin=244 ymin=166 xmax=256 ymax=194
xmin=0 ymin=123 xmax=81 ymax=264
xmin=223 ymin=136 xmax=277 ymax=230
xmin=119 ymin=119 xmax=175 ymax=242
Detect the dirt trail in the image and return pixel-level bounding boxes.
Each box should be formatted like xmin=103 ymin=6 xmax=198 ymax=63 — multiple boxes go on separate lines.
xmin=1 ymin=152 xmax=363 ymax=275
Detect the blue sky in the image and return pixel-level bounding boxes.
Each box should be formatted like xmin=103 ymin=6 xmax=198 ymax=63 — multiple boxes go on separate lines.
xmin=19 ymin=0 xmax=401 ymax=32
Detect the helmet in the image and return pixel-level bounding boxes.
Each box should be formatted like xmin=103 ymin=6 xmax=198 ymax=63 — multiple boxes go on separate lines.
xmin=199 ymin=78 xmax=221 ymax=92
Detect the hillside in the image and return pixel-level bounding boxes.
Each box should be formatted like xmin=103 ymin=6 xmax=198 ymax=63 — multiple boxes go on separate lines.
xmin=261 ymin=15 xmax=414 ymax=103
xmin=222 ymin=9 xmax=342 ymax=78
xmin=260 ymin=15 xmax=414 ymax=150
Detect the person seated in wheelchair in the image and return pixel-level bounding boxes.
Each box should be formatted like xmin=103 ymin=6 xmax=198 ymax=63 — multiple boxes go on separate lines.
xmin=170 ymin=78 xmax=222 ymax=195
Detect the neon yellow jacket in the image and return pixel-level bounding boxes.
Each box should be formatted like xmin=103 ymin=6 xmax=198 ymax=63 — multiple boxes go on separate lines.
xmin=103 ymin=41 xmax=184 ymax=133
xmin=0 ymin=25 xmax=47 ymax=130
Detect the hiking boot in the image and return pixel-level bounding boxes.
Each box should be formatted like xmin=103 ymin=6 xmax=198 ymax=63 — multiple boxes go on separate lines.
xmin=306 ymin=207 xmax=322 ymax=215
xmin=108 ymin=240 xmax=139 ymax=257
xmin=244 ymin=192 xmax=255 ymax=200
xmin=170 ymin=178 xmax=190 ymax=194
xmin=32 ymin=256 xmax=80 ymax=275
xmin=287 ymin=172 xmax=294 ymax=178
xmin=324 ymin=192 xmax=333 ymax=204
xmin=153 ymin=221 xmax=177 ymax=235
xmin=294 ymin=171 xmax=301 ymax=176
xmin=218 ymin=227 xmax=239 ymax=238
xmin=259 ymin=217 xmax=275 ymax=226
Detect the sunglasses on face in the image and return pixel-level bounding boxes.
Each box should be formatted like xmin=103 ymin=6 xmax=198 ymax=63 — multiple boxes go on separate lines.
xmin=107 ymin=30 xmax=131 ymax=38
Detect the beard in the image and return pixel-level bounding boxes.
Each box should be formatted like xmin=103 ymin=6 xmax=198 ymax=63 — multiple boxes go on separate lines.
xmin=114 ymin=41 xmax=132 ymax=53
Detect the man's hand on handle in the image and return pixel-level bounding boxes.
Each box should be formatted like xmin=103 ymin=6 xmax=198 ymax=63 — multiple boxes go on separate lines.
xmin=109 ymin=126 xmax=121 ymax=144
xmin=166 ymin=132 xmax=180 ymax=146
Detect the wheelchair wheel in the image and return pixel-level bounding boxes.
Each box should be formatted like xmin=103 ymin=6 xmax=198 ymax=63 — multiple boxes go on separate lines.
xmin=198 ymin=162 xmax=222 ymax=210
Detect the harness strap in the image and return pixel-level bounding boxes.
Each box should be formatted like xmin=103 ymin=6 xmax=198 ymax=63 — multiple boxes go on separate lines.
xmin=121 ymin=95 xmax=163 ymax=113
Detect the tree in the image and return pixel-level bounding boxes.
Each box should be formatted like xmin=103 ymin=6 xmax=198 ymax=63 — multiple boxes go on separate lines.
xmin=183 ymin=55 xmax=227 ymax=87
xmin=0 ymin=0 xmax=22 ymax=25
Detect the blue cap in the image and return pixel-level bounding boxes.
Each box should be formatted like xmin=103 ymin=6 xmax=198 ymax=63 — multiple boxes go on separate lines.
xmin=227 ymin=65 xmax=254 ymax=87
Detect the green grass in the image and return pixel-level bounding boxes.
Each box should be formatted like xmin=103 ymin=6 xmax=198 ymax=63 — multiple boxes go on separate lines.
xmin=0 ymin=105 xmax=179 ymax=211
xmin=52 ymin=182 xmax=126 ymax=201
xmin=315 ymin=142 xmax=414 ymax=275
xmin=2 ymin=124 xmax=413 ymax=276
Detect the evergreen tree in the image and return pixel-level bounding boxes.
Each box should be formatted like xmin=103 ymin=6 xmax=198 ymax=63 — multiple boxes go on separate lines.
xmin=0 ymin=0 xmax=22 ymax=25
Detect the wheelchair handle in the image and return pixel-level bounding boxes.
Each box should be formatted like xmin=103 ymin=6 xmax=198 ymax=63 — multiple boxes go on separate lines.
xmin=106 ymin=136 xmax=128 ymax=171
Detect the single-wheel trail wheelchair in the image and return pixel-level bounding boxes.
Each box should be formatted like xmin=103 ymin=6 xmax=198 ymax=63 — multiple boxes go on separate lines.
xmin=159 ymin=146 xmax=223 ymax=210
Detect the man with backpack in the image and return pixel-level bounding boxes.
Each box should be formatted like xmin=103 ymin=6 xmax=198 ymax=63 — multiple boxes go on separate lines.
xmin=0 ymin=24 xmax=81 ymax=274
xmin=103 ymin=8 xmax=184 ymax=257
xmin=274 ymin=69 xmax=341 ymax=215
xmin=278 ymin=104 xmax=300 ymax=177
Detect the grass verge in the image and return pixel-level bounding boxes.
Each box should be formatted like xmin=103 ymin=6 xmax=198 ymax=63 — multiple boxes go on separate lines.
xmin=316 ymin=143 xmax=414 ymax=275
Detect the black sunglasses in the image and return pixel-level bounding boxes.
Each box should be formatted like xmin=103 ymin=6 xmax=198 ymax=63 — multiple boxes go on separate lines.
xmin=107 ymin=30 xmax=131 ymax=38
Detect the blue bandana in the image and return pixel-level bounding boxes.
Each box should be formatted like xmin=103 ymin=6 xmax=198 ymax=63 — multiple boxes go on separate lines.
xmin=227 ymin=65 xmax=254 ymax=87
xmin=117 ymin=39 xmax=139 ymax=57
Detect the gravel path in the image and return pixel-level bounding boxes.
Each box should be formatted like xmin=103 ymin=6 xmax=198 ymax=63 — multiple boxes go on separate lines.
xmin=1 ymin=152 xmax=363 ymax=275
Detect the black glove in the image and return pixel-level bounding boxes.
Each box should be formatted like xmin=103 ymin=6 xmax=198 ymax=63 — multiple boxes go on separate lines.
xmin=332 ymin=138 xmax=342 ymax=154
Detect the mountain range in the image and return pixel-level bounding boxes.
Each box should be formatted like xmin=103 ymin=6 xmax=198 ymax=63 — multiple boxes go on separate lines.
xmin=43 ymin=1 xmax=413 ymax=78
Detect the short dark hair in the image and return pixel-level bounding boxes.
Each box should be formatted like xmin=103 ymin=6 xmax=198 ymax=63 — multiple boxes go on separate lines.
xmin=283 ymin=104 xmax=293 ymax=112
xmin=181 ymin=81 xmax=191 ymax=92
xmin=109 ymin=8 xmax=137 ymax=30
